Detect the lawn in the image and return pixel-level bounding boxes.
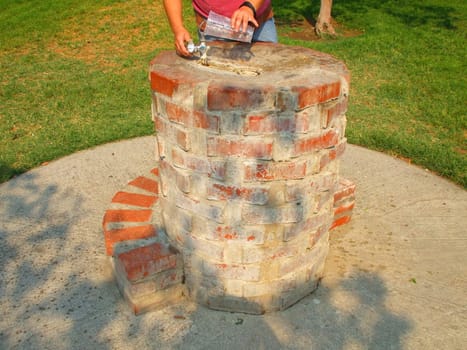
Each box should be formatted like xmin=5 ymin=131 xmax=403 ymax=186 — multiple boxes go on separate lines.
xmin=1 ymin=0 xmax=466 ymax=187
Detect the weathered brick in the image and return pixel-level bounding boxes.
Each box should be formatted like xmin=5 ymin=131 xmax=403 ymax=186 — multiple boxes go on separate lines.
xmin=330 ymin=215 xmax=352 ymax=230
xmin=203 ymin=223 xmax=266 ymax=244
xmin=165 ymin=185 xmax=225 ymax=223
xmin=129 ymin=176 xmax=159 ymax=194
xmin=186 ymin=235 xmax=225 ymax=261
xmin=104 ymin=225 xmax=157 ymax=255
xmin=242 ymin=202 xmax=303 ymax=225
xmin=114 ymin=260 xmax=183 ymax=298
xmin=207 ymin=136 xmax=273 ymax=160
xmin=207 ymin=83 xmax=273 ymax=111
xmin=242 ymin=276 xmax=296 ymax=298
xmin=126 ymin=284 xmax=186 ymax=315
xmin=283 ymin=213 xmax=331 ymax=241
xmin=275 ymin=88 xmax=297 ymax=112
xmin=116 ymin=242 xmax=179 ymax=282
xmin=159 ymin=158 xmax=191 ymax=194
xmin=172 ymin=147 xmax=226 ymax=180
xmin=242 ymin=240 xmax=300 ymax=264
xmin=293 ymin=80 xmax=341 ymax=109
xmin=243 ymin=159 xmax=307 ymax=182
xmin=285 ymin=174 xmax=336 ymax=203
xmin=334 ymin=202 xmax=355 ymax=216
xmin=279 ymin=276 xmax=320 ymax=310
xmin=320 ymin=140 xmax=347 ymax=171
xmin=165 ymin=101 xmax=219 ymax=131
xmin=154 ymin=115 xmax=190 ymax=151
xmin=111 ymin=192 xmax=157 ymax=208
xmin=293 ymin=129 xmax=339 ymax=156
xmin=334 ymin=178 xmax=356 ymax=202
xmin=244 ymin=114 xmax=295 ymax=135
xmin=280 ymin=239 xmax=328 ymax=275
xmin=150 ymin=70 xmax=179 ymax=97
xmin=324 ymin=97 xmax=348 ymax=128
xmin=207 ymin=183 xmax=268 ymax=204
xmin=103 ymin=209 xmax=152 ymax=225
xmin=203 ymin=261 xmax=261 ymax=282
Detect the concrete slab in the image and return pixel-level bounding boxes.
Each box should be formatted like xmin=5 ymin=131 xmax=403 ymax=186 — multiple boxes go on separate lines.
xmin=1 ymin=137 xmax=466 ymax=349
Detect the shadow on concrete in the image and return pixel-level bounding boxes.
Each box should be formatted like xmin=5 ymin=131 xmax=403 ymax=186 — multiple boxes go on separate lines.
xmin=0 ymin=167 xmax=412 ymax=349
xmin=168 ymin=270 xmax=412 ymax=350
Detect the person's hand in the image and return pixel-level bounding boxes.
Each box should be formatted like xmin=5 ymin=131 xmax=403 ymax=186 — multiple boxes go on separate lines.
xmin=174 ymin=27 xmax=192 ymax=57
xmin=231 ymin=6 xmax=259 ymax=33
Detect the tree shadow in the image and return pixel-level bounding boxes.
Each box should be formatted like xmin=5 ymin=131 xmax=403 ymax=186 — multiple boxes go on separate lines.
xmin=169 ymin=271 xmax=411 ymax=349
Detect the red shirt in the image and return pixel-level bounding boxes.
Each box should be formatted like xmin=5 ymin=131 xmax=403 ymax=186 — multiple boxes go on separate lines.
xmin=192 ymin=0 xmax=271 ymax=19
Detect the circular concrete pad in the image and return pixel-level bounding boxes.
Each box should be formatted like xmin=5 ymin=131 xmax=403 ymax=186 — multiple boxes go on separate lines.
xmin=1 ymin=137 xmax=466 ymax=349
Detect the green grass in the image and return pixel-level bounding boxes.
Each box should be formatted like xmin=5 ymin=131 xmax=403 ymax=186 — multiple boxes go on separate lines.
xmin=1 ymin=0 xmax=466 ymax=187
xmin=274 ymin=0 xmax=466 ymax=187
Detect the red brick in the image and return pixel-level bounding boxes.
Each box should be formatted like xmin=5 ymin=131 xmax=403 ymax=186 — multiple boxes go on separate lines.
xmin=150 ymin=70 xmax=179 ymax=97
xmin=320 ymin=141 xmax=346 ymax=170
xmin=293 ymin=80 xmax=341 ymax=109
xmin=207 ymin=183 xmax=268 ymax=204
xmin=334 ymin=179 xmax=356 ymax=202
xmin=155 ymin=115 xmax=190 ymax=151
xmin=116 ymin=243 xmax=179 ymax=282
xmin=129 ymin=176 xmax=159 ymax=194
xmin=151 ymin=167 xmax=160 ymax=177
xmin=334 ymin=202 xmax=355 ymax=216
xmin=165 ymin=101 xmax=219 ymax=131
xmin=244 ymin=114 xmax=294 ymax=134
xmin=207 ymin=83 xmax=272 ymax=111
xmin=172 ymin=148 xmax=226 ymax=180
xmin=103 ymin=209 xmax=152 ymax=225
xmin=104 ymin=225 xmax=157 ymax=255
xmin=330 ymin=215 xmax=351 ymax=230
xmin=244 ymin=160 xmax=307 ymax=182
xmin=207 ymin=136 xmax=273 ymax=159
xmin=112 ymin=192 xmax=157 ymax=208
xmin=293 ymin=129 xmax=339 ymax=156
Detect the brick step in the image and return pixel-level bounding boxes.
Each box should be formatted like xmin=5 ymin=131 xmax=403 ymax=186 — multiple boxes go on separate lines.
xmin=102 ymin=166 xmax=186 ymax=314
xmin=112 ymin=241 xmax=186 ymax=315
xmin=103 ymin=167 xmax=161 ymax=256
xmin=331 ymin=177 xmax=356 ymax=230
xmin=101 ymin=167 xmax=354 ymax=315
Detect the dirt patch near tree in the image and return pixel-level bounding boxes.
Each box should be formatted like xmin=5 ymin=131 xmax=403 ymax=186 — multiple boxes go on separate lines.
xmin=279 ymin=18 xmax=363 ymax=41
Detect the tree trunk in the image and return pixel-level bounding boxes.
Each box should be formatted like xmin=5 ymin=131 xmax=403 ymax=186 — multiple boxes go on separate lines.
xmin=316 ymin=0 xmax=336 ymax=37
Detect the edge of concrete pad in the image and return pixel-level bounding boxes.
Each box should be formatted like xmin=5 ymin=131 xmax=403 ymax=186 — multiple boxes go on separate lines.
xmin=1 ymin=137 xmax=466 ymax=350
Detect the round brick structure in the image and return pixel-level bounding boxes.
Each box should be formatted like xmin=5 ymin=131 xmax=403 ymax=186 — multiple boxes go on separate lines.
xmin=147 ymin=42 xmax=350 ymax=314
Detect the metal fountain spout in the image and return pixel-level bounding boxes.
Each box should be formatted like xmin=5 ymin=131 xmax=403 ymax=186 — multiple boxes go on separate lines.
xmin=187 ymin=39 xmax=210 ymax=66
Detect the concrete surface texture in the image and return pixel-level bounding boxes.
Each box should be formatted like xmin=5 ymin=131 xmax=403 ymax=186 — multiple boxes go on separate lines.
xmin=0 ymin=136 xmax=466 ymax=349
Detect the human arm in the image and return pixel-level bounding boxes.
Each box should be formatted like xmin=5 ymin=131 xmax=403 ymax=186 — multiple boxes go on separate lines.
xmin=163 ymin=0 xmax=192 ymax=57
xmin=231 ymin=0 xmax=265 ymax=33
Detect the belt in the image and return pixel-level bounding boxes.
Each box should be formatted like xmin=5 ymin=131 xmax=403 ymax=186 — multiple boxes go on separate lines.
xmin=195 ymin=5 xmax=273 ymax=32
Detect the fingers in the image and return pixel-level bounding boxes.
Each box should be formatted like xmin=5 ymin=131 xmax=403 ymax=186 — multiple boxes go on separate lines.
xmin=174 ymin=29 xmax=192 ymax=57
xmin=231 ymin=7 xmax=258 ymax=33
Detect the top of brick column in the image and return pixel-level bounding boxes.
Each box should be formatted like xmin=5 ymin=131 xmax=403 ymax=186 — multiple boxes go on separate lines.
xmin=150 ymin=42 xmax=349 ymax=111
